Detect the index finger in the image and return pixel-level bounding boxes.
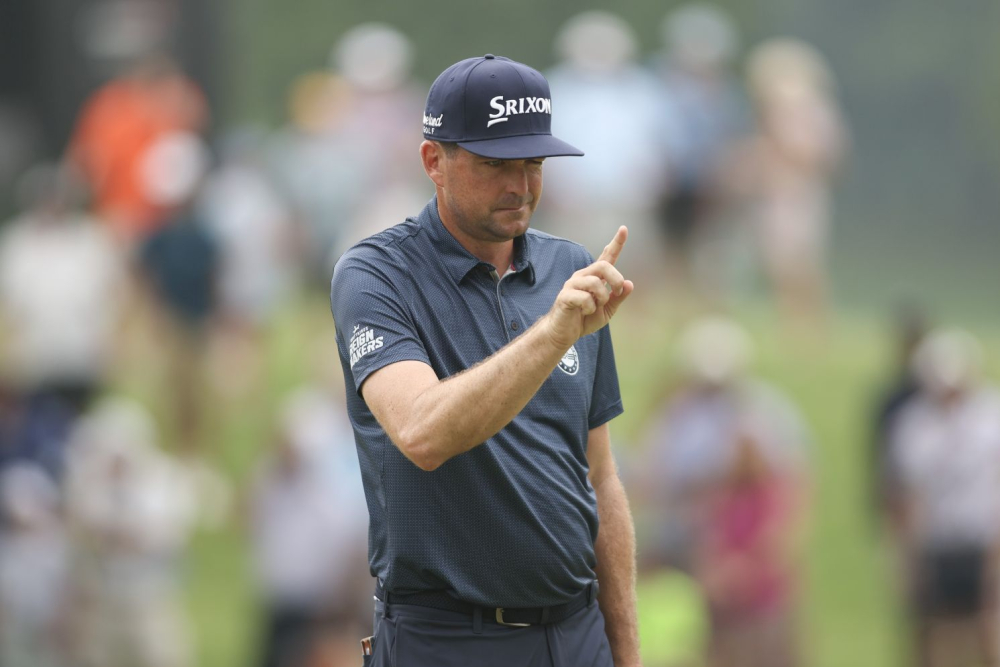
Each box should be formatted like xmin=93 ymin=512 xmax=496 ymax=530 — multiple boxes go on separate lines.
xmin=597 ymin=226 xmax=628 ymax=266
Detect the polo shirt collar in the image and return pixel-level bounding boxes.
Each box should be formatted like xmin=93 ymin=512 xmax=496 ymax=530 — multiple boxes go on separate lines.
xmin=421 ymin=197 xmax=536 ymax=285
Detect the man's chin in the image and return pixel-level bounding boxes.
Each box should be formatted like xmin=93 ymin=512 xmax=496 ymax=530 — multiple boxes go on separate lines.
xmin=489 ymin=210 xmax=531 ymax=237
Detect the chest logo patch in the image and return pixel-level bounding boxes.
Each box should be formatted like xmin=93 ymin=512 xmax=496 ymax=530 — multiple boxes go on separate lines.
xmin=349 ymin=324 xmax=384 ymax=369
xmin=558 ymin=345 xmax=580 ymax=376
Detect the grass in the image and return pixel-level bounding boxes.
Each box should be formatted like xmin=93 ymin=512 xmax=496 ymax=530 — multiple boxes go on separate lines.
xmin=121 ymin=293 xmax=1000 ymax=667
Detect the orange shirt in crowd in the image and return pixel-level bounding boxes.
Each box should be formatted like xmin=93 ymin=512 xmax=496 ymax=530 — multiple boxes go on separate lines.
xmin=68 ymin=68 xmax=207 ymax=243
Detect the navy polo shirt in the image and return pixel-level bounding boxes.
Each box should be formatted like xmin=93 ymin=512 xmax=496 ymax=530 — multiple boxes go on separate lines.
xmin=330 ymin=197 xmax=623 ymax=608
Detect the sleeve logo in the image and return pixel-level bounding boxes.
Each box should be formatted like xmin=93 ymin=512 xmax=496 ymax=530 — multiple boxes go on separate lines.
xmin=557 ymin=345 xmax=579 ymax=375
xmin=349 ymin=324 xmax=384 ymax=369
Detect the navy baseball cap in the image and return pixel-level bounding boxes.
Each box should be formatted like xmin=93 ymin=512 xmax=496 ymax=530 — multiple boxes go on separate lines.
xmin=422 ymin=54 xmax=584 ymax=159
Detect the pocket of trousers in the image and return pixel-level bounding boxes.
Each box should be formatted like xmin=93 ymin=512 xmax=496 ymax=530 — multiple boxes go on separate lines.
xmin=371 ymin=614 xmax=398 ymax=667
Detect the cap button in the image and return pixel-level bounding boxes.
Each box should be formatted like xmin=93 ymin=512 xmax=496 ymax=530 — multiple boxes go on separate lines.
xmin=484 ymin=54 xmax=495 ymax=59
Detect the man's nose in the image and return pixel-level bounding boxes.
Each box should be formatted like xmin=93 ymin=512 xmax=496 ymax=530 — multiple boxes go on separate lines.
xmin=504 ymin=162 xmax=530 ymax=195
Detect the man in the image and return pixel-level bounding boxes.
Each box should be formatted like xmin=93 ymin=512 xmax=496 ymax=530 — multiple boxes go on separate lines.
xmin=330 ymin=54 xmax=640 ymax=666
xmin=0 ymin=163 xmax=124 ymax=419
xmin=890 ymin=329 xmax=1000 ymax=667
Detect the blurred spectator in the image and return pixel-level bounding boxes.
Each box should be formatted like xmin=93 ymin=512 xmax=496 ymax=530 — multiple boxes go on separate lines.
xmin=0 ymin=464 xmax=71 ymax=667
xmin=870 ymin=303 xmax=929 ymax=530
xmin=249 ymin=386 xmax=369 ymax=667
xmin=0 ymin=163 xmax=125 ymax=416
xmin=736 ymin=39 xmax=848 ymax=327
xmin=136 ymin=132 xmax=217 ymax=452
xmin=199 ymin=127 xmax=298 ymax=399
xmin=652 ymin=4 xmax=746 ymax=294
xmin=66 ymin=53 xmax=208 ymax=247
xmin=636 ymin=317 xmax=810 ymax=571
xmin=64 ymin=398 xmax=199 ymax=667
xmin=330 ymin=23 xmax=424 ymax=189
xmin=543 ymin=11 xmax=667 ymax=277
xmin=328 ymin=23 xmax=429 ymax=260
xmin=268 ymin=73 xmax=367 ymax=285
xmin=697 ymin=432 xmax=803 ymax=667
xmin=0 ymin=382 xmax=76 ymax=481
xmin=269 ymin=23 xmax=427 ymax=285
xmin=889 ymin=329 xmax=1000 ymax=667
xmin=635 ymin=317 xmax=810 ymax=666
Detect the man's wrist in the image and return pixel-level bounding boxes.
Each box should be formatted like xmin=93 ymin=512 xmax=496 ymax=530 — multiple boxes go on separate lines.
xmin=607 ymin=629 xmax=642 ymax=667
xmin=535 ymin=311 xmax=578 ymax=354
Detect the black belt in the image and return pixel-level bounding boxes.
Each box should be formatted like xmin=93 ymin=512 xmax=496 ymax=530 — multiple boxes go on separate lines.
xmin=375 ymin=580 xmax=598 ymax=627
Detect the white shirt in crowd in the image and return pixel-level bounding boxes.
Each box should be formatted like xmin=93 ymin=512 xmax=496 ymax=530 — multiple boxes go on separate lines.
xmin=250 ymin=397 xmax=368 ymax=608
xmin=0 ymin=214 xmax=123 ymax=388
xmin=650 ymin=379 xmax=810 ymax=494
xmin=891 ymin=386 xmax=1000 ymax=549
xmin=198 ymin=165 xmax=296 ymax=324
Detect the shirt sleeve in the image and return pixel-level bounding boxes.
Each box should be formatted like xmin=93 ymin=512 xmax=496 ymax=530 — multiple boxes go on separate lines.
xmin=330 ymin=248 xmax=431 ymax=395
xmin=588 ymin=323 xmax=624 ymax=429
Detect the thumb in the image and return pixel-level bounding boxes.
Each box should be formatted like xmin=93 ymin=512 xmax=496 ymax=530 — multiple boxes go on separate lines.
xmin=604 ymin=279 xmax=635 ymax=318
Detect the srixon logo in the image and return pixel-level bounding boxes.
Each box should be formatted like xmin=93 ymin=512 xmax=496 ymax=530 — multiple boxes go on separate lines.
xmin=487 ymin=96 xmax=552 ymax=127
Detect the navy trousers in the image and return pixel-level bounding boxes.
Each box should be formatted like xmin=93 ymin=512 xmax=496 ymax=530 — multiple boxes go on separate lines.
xmin=365 ymin=597 xmax=614 ymax=667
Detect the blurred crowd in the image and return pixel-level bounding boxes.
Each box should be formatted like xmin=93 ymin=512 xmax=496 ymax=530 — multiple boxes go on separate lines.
xmin=0 ymin=4 xmax=995 ymax=667
xmin=629 ymin=317 xmax=812 ymax=667
xmin=871 ymin=315 xmax=1000 ymax=667
xmin=628 ymin=310 xmax=1000 ymax=667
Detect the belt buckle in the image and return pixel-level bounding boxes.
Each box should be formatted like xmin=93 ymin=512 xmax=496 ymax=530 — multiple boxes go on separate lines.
xmin=495 ymin=608 xmax=531 ymax=627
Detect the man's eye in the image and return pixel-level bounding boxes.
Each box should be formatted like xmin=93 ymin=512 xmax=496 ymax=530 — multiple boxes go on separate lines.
xmin=530 ymin=160 xmax=545 ymax=168
xmin=485 ymin=160 xmax=503 ymax=167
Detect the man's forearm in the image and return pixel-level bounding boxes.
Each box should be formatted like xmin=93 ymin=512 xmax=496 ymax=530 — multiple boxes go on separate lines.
xmin=364 ymin=232 xmax=633 ymax=472
xmin=400 ymin=316 xmax=569 ymax=470
xmin=593 ymin=472 xmax=640 ymax=666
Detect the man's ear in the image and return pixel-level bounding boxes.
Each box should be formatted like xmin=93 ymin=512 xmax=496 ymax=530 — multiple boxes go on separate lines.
xmin=420 ymin=140 xmax=446 ymax=188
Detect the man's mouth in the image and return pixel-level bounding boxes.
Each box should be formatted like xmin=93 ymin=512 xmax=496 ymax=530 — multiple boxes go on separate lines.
xmin=495 ymin=199 xmax=531 ymax=212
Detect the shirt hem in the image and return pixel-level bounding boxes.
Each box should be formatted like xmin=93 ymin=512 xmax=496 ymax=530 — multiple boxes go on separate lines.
xmin=588 ymin=400 xmax=624 ymax=430
xmin=353 ymin=351 xmax=432 ymax=396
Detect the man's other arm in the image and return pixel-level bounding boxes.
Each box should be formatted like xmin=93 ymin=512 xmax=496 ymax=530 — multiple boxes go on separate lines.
xmin=588 ymin=422 xmax=640 ymax=667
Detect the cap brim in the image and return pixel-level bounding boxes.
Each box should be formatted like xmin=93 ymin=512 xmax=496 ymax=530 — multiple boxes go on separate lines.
xmin=457 ymin=134 xmax=584 ymax=159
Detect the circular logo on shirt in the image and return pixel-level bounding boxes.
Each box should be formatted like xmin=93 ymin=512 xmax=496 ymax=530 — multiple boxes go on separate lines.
xmin=558 ymin=345 xmax=579 ymax=375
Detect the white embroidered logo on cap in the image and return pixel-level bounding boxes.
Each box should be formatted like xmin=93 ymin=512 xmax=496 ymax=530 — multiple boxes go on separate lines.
xmin=423 ymin=113 xmax=444 ymax=135
xmin=487 ymin=96 xmax=551 ymax=128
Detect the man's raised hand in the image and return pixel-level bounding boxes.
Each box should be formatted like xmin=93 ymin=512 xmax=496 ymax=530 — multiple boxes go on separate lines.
xmin=544 ymin=226 xmax=635 ymax=349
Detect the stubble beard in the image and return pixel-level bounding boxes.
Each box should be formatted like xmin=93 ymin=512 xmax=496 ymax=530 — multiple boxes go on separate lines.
xmin=446 ymin=192 xmax=534 ymax=243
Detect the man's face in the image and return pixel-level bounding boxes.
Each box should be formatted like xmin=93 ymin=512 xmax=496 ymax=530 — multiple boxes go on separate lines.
xmin=436 ymin=145 xmax=545 ymax=243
